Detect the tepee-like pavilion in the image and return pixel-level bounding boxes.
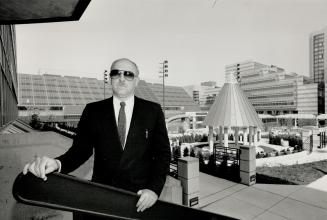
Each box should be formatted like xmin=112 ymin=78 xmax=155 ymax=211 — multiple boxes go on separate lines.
xmin=204 ymin=73 xmax=264 ymax=152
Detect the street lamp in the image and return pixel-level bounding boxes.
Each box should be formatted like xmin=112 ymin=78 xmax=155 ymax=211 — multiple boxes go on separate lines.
xmin=159 ymin=60 xmax=168 ymax=116
xmin=104 ymin=70 xmax=108 ymax=99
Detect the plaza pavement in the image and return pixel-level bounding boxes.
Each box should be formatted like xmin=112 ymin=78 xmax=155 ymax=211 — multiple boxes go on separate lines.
xmin=2 ymin=135 xmax=327 ymax=220
xmin=256 ymin=143 xmax=327 ymax=167
xmin=199 ymin=172 xmax=327 ymax=220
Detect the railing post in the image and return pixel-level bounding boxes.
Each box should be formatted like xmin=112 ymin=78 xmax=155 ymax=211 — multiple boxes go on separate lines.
xmin=312 ymin=127 xmax=320 ymax=150
xmin=240 ymin=145 xmax=256 ymax=185
xmin=159 ymin=176 xmax=183 ymax=205
xmin=177 ymin=156 xmax=199 ymax=207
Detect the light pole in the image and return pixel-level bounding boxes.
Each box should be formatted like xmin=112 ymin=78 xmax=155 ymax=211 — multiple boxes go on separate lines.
xmin=104 ymin=70 xmax=108 ymax=99
xmin=159 ymin=60 xmax=168 ymax=116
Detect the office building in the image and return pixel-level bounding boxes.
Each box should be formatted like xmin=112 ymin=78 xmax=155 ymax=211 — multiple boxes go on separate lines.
xmin=0 ymin=25 xmax=18 ymax=127
xmin=184 ymin=82 xmax=221 ymax=110
xmin=310 ymin=26 xmax=327 ymax=113
xmin=226 ymin=60 xmax=318 ymax=115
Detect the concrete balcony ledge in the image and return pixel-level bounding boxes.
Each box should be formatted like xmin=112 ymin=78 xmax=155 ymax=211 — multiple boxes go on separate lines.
xmin=0 ymin=131 xmax=72 ymax=149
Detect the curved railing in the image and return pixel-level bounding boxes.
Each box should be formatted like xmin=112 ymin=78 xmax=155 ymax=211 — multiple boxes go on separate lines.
xmin=13 ymin=172 xmax=237 ymax=220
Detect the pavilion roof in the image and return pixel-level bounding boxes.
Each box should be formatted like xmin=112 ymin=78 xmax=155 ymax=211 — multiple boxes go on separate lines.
xmin=203 ymin=74 xmax=263 ymax=129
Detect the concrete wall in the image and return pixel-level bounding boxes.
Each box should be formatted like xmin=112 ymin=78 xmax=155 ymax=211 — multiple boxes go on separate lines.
xmin=0 ymin=131 xmax=182 ymax=219
xmin=0 ymin=131 xmax=73 ymax=149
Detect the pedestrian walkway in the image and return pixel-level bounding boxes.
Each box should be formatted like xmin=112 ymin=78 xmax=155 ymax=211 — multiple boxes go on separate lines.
xmin=256 ymin=144 xmax=327 ymax=167
xmin=199 ymin=172 xmax=327 ymax=220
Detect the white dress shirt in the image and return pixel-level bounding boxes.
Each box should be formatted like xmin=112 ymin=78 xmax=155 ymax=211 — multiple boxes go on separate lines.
xmin=113 ymin=95 xmax=134 ymax=147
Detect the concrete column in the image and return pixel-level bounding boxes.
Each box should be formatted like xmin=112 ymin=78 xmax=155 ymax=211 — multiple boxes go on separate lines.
xmin=257 ymin=130 xmax=261 ymax=142
xmin=224 ymin=127 xmax=229 ymax=147
xmin=240 ymin=145 xmax=256 ymax=185
xmin=208 ymin=126 xmax=214 ymax=153
xmin=253 ymin=126 xmax=258 ymax=147
xmin=248 ymin=126 xmax=253 ymax=146
xmin=219 ymin=126 xmax=223 ymax=146
xmin=232 ymin=126 xmax=239 ymax=147
xmin=192 ymin=116 xmax=196 ymax=129
xmin=177 ymin=157 xmax=199 ymax=207
xmin=242 ymin=127 xmax=248 ymax=146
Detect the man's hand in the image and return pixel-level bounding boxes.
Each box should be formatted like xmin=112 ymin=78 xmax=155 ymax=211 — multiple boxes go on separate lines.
xmin=136 ymin=189 xmax=158 ymax=212
xmin=23 ymin=156 xmax=59 ymax=181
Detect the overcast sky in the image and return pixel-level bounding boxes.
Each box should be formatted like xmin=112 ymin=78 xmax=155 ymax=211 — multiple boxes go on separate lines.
xmin=16 ymin=0 xmax=327 ymax=86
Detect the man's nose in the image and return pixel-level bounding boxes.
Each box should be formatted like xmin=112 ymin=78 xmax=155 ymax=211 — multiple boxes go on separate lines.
xmin=118 ymin=73 xmax=126 ymax=81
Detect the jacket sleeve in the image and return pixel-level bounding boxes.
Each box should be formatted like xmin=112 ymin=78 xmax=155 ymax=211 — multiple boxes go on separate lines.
xmin=147 ymin=104 xmax=171 ymax=196
xmin=56 ymin=104 xmax=94 ymax=174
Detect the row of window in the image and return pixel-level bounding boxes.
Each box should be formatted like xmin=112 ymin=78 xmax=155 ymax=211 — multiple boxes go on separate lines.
xmin=252 ymin=102 xmax=294 ymax=106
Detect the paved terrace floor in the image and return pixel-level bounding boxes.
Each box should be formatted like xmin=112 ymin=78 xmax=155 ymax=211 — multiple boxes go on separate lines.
xmin=2 ymin=133 xmax=327 ymax=220
xmin=199 ymin=172 xmax=327 ymax=220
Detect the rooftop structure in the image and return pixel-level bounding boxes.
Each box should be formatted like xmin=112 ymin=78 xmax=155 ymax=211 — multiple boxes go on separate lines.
xmin=204 ymin=73 xmax=263 ymax=129
xmin=18 ymin=73 xmax=199 ymax=120
xmin=0 ymin=0 xmax=90 ymax=24
xmin=147 ymin=83 xmax=200 ymax=117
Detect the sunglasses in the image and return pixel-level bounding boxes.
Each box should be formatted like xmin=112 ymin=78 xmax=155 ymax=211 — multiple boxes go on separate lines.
xmin=110 ymin=69 xmax=136 ymax=81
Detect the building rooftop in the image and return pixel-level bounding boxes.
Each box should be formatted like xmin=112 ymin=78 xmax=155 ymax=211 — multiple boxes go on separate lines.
xmin=0 ymin=0 xmax=90 ymax=24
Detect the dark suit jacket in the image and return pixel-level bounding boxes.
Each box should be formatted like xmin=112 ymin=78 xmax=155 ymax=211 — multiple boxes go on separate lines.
xmin=56 ymin=96 xmax=171 ymax=196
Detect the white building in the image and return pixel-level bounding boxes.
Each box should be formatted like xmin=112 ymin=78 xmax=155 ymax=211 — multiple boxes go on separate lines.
xmin=184 ymin=81 xmax=221 ymax=110
xmin=226 ymin=60 xmax=319 ymax=115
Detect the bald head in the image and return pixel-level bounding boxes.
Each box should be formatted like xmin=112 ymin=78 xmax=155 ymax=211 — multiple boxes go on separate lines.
xmin=110 ymin=58 xmax=139 ymax=76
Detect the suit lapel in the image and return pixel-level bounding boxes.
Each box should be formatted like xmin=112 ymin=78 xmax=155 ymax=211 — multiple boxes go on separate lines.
xmin=124 ymin=96 xmax=141 ymax=151
xmin=102 ymin=97 xmax=123 ymax=152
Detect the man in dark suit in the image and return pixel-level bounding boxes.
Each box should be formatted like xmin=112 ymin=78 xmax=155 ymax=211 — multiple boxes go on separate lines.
xmin=23 ymin=58 xmax=171 ymax=215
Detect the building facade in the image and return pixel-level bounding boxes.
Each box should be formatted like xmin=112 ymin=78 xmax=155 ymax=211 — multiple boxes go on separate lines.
xmin=310 ymin=26 xmax=327 ymax=114
xmin=0 ymin=25 xmax=18 ymax=127
xmin=18 ymin=73 xmax=199 ymax=121
xmin=226 ymin=60 xmax=318 ymax=115
xmin=147 ymin=83 xmax=200 ymax=118
xmin=184 ymin=81 xmax=221 ymax=110
xmin=310 ymin=26 xmax=327 ymax=83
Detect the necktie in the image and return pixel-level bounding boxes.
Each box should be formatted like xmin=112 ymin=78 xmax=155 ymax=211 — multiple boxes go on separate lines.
xmin=118 ymin=102 xmax=126 ymax=148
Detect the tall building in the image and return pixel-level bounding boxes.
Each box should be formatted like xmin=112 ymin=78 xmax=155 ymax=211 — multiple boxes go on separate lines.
xmin=0 ymin=25 xmax=18 ymax=127
xmin=310 ymin=26 xmax=327 ymax=83
xmin=310 ymin=26 xmax=327 ymax=113
xmin=226 ymin=60 xmax=318 ymax=115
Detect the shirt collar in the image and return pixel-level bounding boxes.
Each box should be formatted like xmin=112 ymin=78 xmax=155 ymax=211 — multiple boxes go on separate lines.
xmin=113 ymin=95 xmax=134 ymax=107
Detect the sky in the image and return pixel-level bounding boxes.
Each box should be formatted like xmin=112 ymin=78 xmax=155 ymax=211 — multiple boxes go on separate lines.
xmin=16 ymin=0 xmax=327 ymax=87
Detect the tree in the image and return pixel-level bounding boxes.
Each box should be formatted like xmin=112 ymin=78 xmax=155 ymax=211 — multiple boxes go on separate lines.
xmin=30 ymin=114 xmax=42 ymax=130
xmin=183 ymin=147 xmax=189 ymax=157
xmin=198 ymin=153 xmax=206 ymax=172
xmin=190 ymin=148 xmax=196 ymax=157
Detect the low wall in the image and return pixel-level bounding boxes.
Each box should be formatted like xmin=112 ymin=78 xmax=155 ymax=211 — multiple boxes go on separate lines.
xmin=0 ymin=131 xmax=72 ymax=149
xmin=0 ymin=131 xmax=182 ymax=219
